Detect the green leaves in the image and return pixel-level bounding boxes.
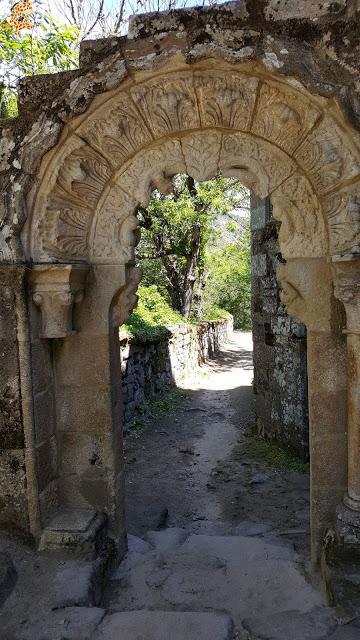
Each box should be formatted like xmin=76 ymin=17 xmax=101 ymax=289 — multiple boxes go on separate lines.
xmin=0 ymin=8 xmax=79 ymax=116
xmin=137 ymin=174 xmax=251 ymax=325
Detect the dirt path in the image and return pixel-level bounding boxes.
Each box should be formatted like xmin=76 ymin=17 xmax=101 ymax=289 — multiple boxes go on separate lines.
xmin=98 ymin=331 xmax=359 ymax=639
xmin=2 ymin=332 xmax=358 ymax=639
xmin=125 ymin=331 xmax=310 ymax=559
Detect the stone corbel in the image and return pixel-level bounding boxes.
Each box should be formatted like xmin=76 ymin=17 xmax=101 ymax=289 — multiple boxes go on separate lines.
xmin=112 ymin=266 xmax=142 ymax=328
xmin=277 ymin=258 xmax=341 ymax=333
xmin=29 ymin=264 xmax=89 ymax=339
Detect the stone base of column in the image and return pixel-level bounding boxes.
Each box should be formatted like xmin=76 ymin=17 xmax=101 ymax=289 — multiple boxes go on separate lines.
xmin=39 ymin=509 xmax=109 ymax=558
xmin=337 ymin=501 xmax=360 ymax=552
xmin=321 ymin=503 xmax=360 ymax=618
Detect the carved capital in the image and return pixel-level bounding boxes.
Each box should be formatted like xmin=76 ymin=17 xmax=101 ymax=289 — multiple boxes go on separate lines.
xmin=333 ymin=256 xmax=360 ymax=334
xmin=277 ymin=258 xmax=342 ymax=333
xmin=29 ymin=264 xmax=88 ymax=338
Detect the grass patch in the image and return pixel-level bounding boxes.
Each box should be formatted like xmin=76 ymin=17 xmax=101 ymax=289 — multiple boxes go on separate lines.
xmin=247 ymin=434 xmax=309 ymax=474
xmin=128 ymin=387 xmax=189 ymax=438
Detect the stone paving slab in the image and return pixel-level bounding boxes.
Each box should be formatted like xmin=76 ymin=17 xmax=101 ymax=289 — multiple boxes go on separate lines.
xmin=106 ymin=530 xmax=331 ymax=637
xmin=92 ymin=610 xmax=234 ymax=640
xmin=8 ymin=607 xmax=105 ymax=640
xmin=329 ymin=625 xmax=360 ymax=640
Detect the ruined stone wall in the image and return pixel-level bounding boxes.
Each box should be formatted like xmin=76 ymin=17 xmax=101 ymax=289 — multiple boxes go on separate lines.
xmin=251 ymin=195 xmax=309 ymax=458
xmin=0 ymin=268 xmax=30 ymax=533
xmin=120 ymin=318 xmax=233 ymax=429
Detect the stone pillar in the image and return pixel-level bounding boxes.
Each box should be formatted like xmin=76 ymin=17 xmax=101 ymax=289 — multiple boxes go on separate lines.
xmin=333 ymin=256 xmax=360 ymax=540
xmin=278 ymin=258 xmax=347 ymax=565
xmin=29 ymin=263 xmax=140 ymax=556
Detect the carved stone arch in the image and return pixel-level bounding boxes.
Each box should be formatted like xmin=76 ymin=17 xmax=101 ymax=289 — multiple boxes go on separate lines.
xmin=25 ymin=66 xmax=360 ymax=268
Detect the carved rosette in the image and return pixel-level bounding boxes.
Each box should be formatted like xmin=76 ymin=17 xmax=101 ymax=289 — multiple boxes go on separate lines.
xmin=28 ymin=264 xmax=88 ymax=338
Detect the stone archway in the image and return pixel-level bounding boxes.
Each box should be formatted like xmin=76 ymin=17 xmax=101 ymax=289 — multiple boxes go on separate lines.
xmin=1 ymin=2 xmax=360 ymax=568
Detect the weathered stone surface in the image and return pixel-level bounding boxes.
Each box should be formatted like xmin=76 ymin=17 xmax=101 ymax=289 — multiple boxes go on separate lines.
xmin=93 ymin=611 xmax=234 ymax=640
xmin=0 ymin=553 xmax=17 ymax=608
xmin=145 ymin=527 xmax=188 ymax=552
xmin=251 ymin=195 xmax=309 ymax=457
xmin=127 ymin=534 xmax=152 ymax=555
xmin=14 ymin=606 xmax=105 ymax=640
xmin=108 ymin=532 xmax=326 ymax=633
xmin=245 ymin=607 xmax=337 ymax=640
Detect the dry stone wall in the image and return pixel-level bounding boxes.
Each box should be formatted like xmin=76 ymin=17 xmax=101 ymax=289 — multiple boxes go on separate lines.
xmin=251 ymin=195 xmax=309 ymax=459
xmin=120 ymin=318 xmax=233 ymax=429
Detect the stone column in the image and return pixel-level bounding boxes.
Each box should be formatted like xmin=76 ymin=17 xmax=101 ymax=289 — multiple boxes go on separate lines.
xmin=278 ymin=258 xmax=347 ymax=565
xmin=33 ymin=263 xmax=140 ymax=556
xmin=333 ymin=256 xmax=360 ymax=526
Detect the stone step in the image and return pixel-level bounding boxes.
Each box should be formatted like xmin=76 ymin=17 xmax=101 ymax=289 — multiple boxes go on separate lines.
xmin=92 ymin=611 xmax=234 ymax=640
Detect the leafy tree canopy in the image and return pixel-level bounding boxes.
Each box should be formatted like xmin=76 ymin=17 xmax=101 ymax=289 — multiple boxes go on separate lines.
xmin=138 ymin=175 xmax=251 ymax=328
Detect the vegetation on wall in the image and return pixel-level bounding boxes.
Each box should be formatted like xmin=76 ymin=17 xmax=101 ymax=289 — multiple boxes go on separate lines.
xmin=123 ymin=285 xmax=187 ymax=340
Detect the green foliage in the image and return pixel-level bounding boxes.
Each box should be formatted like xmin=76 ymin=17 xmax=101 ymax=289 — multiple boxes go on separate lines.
xmin=203 ymin=227 xmax=252 ymax=330
xmin=0 ymin=87 xmax=17 ymax=118
xmin=123 ymin=285 xmax=187 ymax=339
xmin=0 ymin=9 xmax=79 ymax=117
xmin=247 ymin=434 xmax=309 ymax=474
xmin=201 ymin=306 xmax=232 ymax=322
xmin=139 ymin=175 xmax=251 ymax=321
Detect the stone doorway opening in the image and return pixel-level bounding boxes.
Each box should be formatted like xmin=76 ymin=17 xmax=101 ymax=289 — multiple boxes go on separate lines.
xmin=1 ymin=4 xmax=359 ymax=591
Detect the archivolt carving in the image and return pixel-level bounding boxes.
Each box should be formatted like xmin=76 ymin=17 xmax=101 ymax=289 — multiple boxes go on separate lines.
xmin=28 ymin=67 xmax=360 ymax=266
xmin=295 ymin=118 xmax=360 ymax=194
xmin=195 ymin=71 xmax=258 ymax=131
xmin=54 ymin=146 xmax=112 ymax=208
xmin=91 ymin=184 xmax=138 ymax=264
xmin=252 ymin=82 xmax=321 ymax=154
xmin=219 ymin=132 xmax=295 ymax=198
xmin=76 ymin=94 xmax=152 ymax=169
xmin=115 ymin=139 xmax=186 ymax=205
xmin=323 ymin=183 xmax=360 ymax=254
xmin=38 ymin=199 xmax=91 ymax=260
xmin=271 ymin=173 xmax=326 ymax=258
xmin=131 ymin=74 xmax=200 ymax=137
xmin=35 ymin=144 xmax=112 ymax=261
xmin=181 ymin=131 xmax=222 ymax=182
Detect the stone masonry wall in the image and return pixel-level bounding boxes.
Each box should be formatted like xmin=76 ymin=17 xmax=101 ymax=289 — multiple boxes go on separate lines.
xmin=120 ymin=318 xmax=233 ymax=429
xmin=0 ymin=267 xmax=29 ymax=534
xmin=251 ymin=195 xmax=309 ymax=459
